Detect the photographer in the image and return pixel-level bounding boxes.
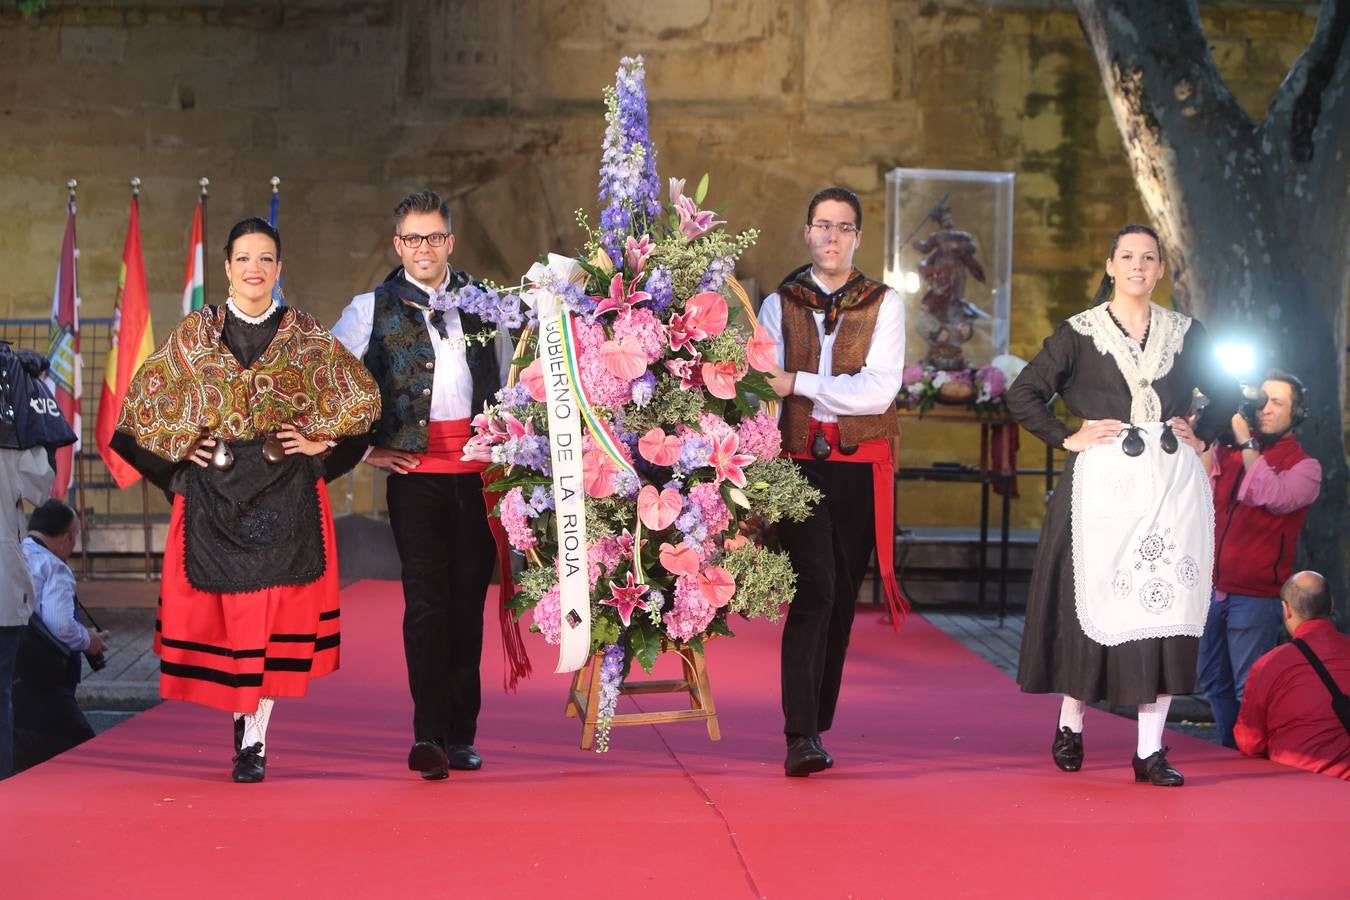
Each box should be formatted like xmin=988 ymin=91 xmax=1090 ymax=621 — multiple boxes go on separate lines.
xmin=13 ymin=499 xmax=104 ymax=770
xmin=1198 ymin=370 xmax=1321 ymax=748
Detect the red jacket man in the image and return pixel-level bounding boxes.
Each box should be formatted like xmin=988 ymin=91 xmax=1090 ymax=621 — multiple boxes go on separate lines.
xmin=1236 ymin=572 xmax=1350 ymax=780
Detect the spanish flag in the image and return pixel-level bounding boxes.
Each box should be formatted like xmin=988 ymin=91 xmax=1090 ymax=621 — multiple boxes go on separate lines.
xmin=96 ymin=193 xmax=155 ymax=488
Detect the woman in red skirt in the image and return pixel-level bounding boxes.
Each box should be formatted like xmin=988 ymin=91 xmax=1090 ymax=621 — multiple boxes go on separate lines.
xmin=111 ymin=217 xmax=379 ymax=782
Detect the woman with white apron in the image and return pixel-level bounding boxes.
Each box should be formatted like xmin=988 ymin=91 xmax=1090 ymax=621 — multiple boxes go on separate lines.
xmin=1007 ymin=224 xmax=1239 ymax=786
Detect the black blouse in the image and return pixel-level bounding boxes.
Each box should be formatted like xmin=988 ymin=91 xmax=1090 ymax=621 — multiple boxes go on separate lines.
xmin=1007 ymin=314 xmax=1239 ymax=450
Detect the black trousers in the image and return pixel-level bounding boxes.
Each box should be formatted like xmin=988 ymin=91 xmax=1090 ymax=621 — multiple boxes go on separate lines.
xmin=777 ymin=458 xmax=876 ymax=738
xmin=387 ymin=472 xmax=497 ymax=746
xmin=13 ymin=652 xmax=94 ymax=773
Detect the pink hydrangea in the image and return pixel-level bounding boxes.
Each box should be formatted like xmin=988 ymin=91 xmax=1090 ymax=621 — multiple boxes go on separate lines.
xmin=976 ymin=364 xmax=1007 ymax=401
xmin=662 ymin=574 xmax=717 ymax=642
xmin=736 ymin=408 xmax=782 ymax=462
xmin=687 ymin=482 xmax=731 ymax=535
xmin=499 ymin=487 xmax=538 ymax=552
xmin=612 ymin=307 xmax=667 ymax=363
xmin=533 ymin=585 xmax=562 ymax=645
xmin=589 ymin=536 xmax=625 ymax=583
xmin=902 ymin=362 xmax=926 ymax=386
xmin=574 ymin=319 xmax=638 ymax=408
xmin=698 ymin=411 xmax=736 ymax=446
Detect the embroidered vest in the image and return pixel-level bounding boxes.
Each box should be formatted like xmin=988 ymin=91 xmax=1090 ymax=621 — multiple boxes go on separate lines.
xmin=779 ymin=274 xmax=897 ymax=454
xmin=364 ymin=274 xmax=501 ymax=452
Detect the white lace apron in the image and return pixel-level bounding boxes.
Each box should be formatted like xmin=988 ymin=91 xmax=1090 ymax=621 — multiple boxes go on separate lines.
xmin=1066 ymin=303 xmax=1210 ymax=645
xmin=1070 ymin=423 xmax=1213 ymax=645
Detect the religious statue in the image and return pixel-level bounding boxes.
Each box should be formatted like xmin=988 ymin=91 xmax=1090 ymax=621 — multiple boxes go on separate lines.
xmin=913 ymin=203 xmax=989 ymax=371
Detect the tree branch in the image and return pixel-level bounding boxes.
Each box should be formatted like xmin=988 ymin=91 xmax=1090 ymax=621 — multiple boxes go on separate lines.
xmin=1264 ymin=0 xmax=1350 ymax=175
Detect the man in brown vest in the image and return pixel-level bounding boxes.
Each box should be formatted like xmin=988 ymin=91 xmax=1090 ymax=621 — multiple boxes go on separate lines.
xmin=761 ymin=186 xmax=907 ymax=776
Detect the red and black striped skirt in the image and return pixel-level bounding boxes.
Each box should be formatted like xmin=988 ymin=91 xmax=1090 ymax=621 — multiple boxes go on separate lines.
xmin=155 ymin=482 xmax=340 ymax=713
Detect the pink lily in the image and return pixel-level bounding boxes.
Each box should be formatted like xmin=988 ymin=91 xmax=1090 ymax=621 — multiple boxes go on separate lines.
xmin=659 ymin=542 xmax=701 ymax=578
xmin=701 ymin=360 xmax=740 ymax=400
xmin=674 ymin=194 xmax=726 ymax=241
xmin=502 ymin=411 xmax=533 ymax=441
xmin=723 ymin=532 xmax=750 ymax=551
xmin=707 ymin=432 xmax=755 ymax=488
xmin=637 ymin=485 xmax=683 ymax=531
xmin=745 ymin=325 xmax=778 ymax=373
xmin=664 ymin=354 xmax=703 ymax=390
xmin=592 ymin=273 xmax=651 ymax=318
xmin=602 ymin=570 xmax=648 ymax=627
xmin=617 ymin=529 xmax=648 ymax=561
xmin=624 ymin=234 xmax=654 ymax=275
xmin=668 ymin=177 xmax=686 ymax=205
xmin=697 ymin=565 xmax=735 ymax=608
xmin=461 ymin=432 xmax=496 ymax=463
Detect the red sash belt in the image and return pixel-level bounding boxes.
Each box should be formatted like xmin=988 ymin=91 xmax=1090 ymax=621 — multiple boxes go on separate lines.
xmin=409 ymin=419 xmax=488 ymax=475
xmin=788 ymin=419 xmax=910 ymax=631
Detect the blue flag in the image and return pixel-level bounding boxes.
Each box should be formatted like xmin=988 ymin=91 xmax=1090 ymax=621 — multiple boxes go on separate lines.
xmin=268 ymin=187 xmax=285 ymax=306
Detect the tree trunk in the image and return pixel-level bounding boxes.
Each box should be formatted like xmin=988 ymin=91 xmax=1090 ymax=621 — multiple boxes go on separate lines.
xmin=1076 ymin=0 xmax=1350 ymax=617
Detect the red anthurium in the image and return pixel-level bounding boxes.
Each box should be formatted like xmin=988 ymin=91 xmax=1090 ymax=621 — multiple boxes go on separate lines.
xmin=637 ymin=484 xmax=683 ymax=531
xmin=701 ymin=360 xmax=739 ymax=400
xmin=697 ymin=565 xmax=735 ymax=608
xmin=746 ymin=325 xmax=778 ymax=373
xmin=600 ymin=335 xmax=647 ymax=380
xmin=659 ymin=542 xmax=700 ymax=577
xmin=582 ymin=448 xmax=619 ymax=498
xmin=638 ymin=428 xmax=682 ymax=466
xmin=520 ymin=358 xmax=547 ymax=401
xmin=684 ymin=292 xmax=728 ymax=337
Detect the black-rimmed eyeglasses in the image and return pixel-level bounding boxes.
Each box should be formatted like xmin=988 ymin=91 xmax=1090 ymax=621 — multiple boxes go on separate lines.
xmin=396 ymin=232 xmax=451 ymax=248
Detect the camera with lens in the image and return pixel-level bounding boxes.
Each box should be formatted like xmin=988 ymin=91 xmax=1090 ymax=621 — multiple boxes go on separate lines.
xmin=1212 ymin=384 xmax=1268 ymax=449
xmin=83 ymin=648 xmax=107 ymax=672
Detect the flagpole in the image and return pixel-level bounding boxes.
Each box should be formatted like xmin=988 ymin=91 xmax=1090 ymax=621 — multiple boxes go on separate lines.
xmin=199 ymin=177 xmax=210 ymax=306
xmin=64 ymin=179 xmax=91 ymax=579
xmin=269 ymin=176 xmax=284 ymax=305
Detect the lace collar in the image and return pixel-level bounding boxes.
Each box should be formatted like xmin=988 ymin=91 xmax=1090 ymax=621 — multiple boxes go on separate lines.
xmin=1068 ymin=302 xmax=1191 ymax=423
xmin=226 ymin=296 xmax=279 ymax=325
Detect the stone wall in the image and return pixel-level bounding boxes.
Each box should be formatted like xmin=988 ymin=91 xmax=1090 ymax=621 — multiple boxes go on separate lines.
xmin=0 ymin=0 xmax=1318 ymax=528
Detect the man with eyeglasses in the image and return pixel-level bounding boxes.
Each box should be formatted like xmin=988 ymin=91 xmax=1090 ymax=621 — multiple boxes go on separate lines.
xmin=760 ymin=186 xmax=907 ymax=777
xmin=331 ymin=190 xmax=512 ymax=781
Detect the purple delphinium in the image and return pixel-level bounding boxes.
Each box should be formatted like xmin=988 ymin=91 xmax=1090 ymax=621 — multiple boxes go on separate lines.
xmin=432 ymin=282 xmax=530 ymax=330
xmin=594 ymin=640 xmax=626 ymax=753
xmin=697 ymin=255 xmax=734 ymax=293
xmin=643 ymin=266 xmax=674 ymax=315
xmin=630 ymin=370 xmax=656 ymax=407
xmin=494 ymin=383 xmax=533 ymax=411
xmin=527 ymin=485 xmax=554 ymax=515
xmin=597 ymin=56 xmax=660 ymax=264
xmin=675 ymin=437 xmax=711 ymax=476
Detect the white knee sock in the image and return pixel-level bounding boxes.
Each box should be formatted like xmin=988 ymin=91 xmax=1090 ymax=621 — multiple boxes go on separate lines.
xmin=241 ymin=697 xmax=275 ymax=756
xmin=1136 ymin=694 xmax=1172 ymax=758
xmin=1058 ymin=696 xmax=1085 ymax=733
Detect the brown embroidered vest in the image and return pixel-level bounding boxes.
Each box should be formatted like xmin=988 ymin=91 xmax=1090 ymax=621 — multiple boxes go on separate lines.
xmin=779 ymin=281 xmax=897 ymax=454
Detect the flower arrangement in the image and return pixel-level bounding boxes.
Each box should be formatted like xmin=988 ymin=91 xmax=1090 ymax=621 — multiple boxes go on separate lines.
xmin=898 ymin=354 xmax=1027 ymax=416
xmin=466 ymin=57 xmax=819 ymax=749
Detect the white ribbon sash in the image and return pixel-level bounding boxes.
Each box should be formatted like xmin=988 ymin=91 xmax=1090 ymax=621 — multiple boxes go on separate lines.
xmin=1070 ymin=423 xmax=1213 ymax=646
xmin=535 ymin=290 xmax=592 ymax=673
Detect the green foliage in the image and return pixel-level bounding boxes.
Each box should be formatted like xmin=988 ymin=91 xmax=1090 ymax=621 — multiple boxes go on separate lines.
xmin=513 ymin=563 xmax=558 ymax=612
xmin=621 ymin=373 xmax=706 ymax=434
xmin=628 ymin=623 xmax=661 ymax=673
xmin=721 ymin=545 xmax=798 ymax=622
xmin=740 ymin=458 xmax=821 ymax=524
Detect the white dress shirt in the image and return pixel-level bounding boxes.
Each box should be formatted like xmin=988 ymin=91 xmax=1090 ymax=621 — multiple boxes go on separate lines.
xmin=758 ymin=270 xmax=906 ymax=422
xmin=330 ymin=270 xmax=513 ymax=424
xmin=22 ymin=536 xmax=88 ymax=652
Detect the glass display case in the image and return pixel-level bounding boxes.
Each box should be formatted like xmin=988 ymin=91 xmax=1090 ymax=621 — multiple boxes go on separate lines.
xmin=883 ymin=168 xmax=1014 ymax=372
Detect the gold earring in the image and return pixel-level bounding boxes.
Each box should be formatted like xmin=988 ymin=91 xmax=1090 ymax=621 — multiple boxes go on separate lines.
xmin=228 ymin=283 xmax=235 ymax=299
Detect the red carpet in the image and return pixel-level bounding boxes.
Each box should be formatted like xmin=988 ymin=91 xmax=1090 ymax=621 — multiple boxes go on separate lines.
xmin=3 ymin=579 xmax=1347 ymax=899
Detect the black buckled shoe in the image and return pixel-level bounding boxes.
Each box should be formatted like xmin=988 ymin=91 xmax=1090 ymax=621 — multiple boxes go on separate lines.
xmin=1052 ymin=726 xmax=1084 ymax=772
xmin=232 ymin=742 xmax=266 ymax=783
xmin=784 ymin=735 xmax=829 ymax=777
xmin=447 ymin=744 xmax=482 ymax=771
xmin=1132 ymin=747 xmax=1184 ymax=786
xmin=408 ymin=739 xmax=450 ymax=781
xmin=813 ymin=736 xmax=834 ymax=770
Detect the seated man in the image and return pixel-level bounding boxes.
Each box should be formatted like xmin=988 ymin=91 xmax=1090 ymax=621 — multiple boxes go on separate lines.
xmin=1235 ymin=571 xmax=1350 ymax=780
xmin=13 ymin=500 xmax=107 ymax=771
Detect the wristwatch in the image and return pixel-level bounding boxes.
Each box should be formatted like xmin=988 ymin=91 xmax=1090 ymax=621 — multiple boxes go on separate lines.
xmin=1238 ymin=438 xmax=1260 ymax=451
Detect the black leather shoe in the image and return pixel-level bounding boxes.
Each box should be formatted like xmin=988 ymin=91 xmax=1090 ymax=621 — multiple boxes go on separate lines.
xmin=812 ymin=736 xmax=834 ymax=769
xmin=408 ymin=739 xmax=450 ymax=781
xmin=1133 ymin=747 xmax=1184 ymax=786
xmin=784 ymin=736 xmax=829 ymax=777
xmin=232 ymin=742 xmax=266 ymax=783
xmin=447 ymin=744 xmax=482 ymax=771
xmin=1052 ymin=726 xmax=1084 ymax=772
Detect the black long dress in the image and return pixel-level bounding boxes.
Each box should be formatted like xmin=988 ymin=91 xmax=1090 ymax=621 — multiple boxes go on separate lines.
xmin=1006 ymin=308 xmax=1236 ymax=705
